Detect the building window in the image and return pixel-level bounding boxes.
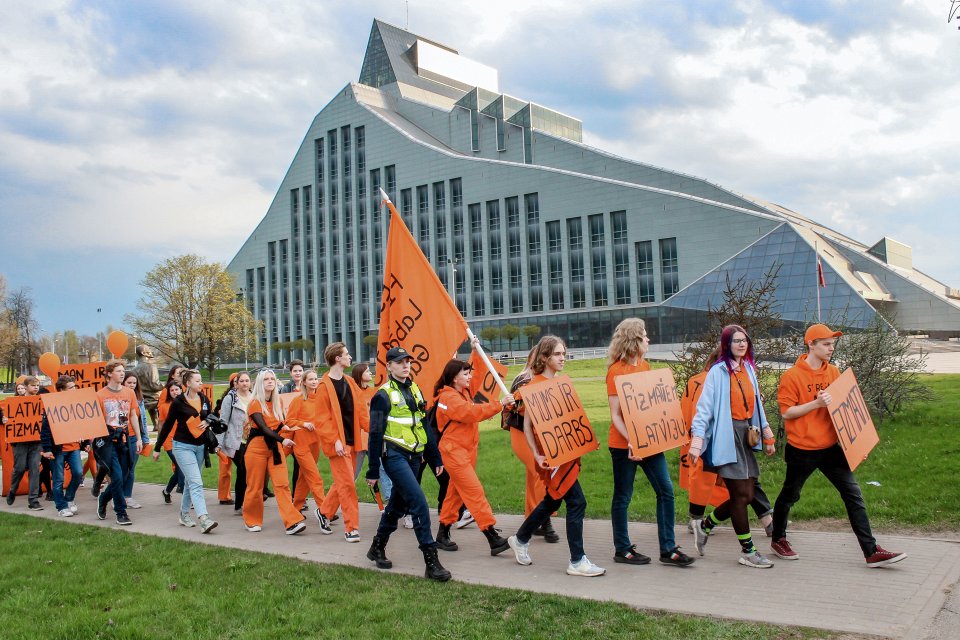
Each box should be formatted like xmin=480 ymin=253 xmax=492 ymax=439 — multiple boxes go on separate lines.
xmin=451 ymin=178 xmax=464 ymax=267
xmin=635 ymin=241 xmax=654 ymax=303
xmin=303 ymin=186 xmax=312 ymax=222
xmin=547 ymin=221 xmax=564 ymax=310
xmin=369 ymin=169 xmax=381 ymax=221
xmin=401 ymin=188 xmax=413 ymax=227
xmin=612 ymin=210 xmax=630 ymax=304
xmin=434 ymin=181 xmax=447 ymax=273
xmin=327 ymin=131 xmax=337 ymax=181
xmin=487 ymin=200 xmax=501 ymax=262
xmin=525 ymin=193 xmax=542 ymax=311
xmin=589 ymin=213 xmax=607 ymax=306
xmin=290 ymin=189 xmax=299 ymax=217
xmin=341 ymin=126 xmax=351 ymax=179
xmin=568 ymin=218 xmax=585 ymax=308
xmin=385 ymin=165 xmax=396 ymax=201
xmin=354 ymin=126 xmax=365 ymax=172
xmin=315 ymin=138 xmax=324 ymax=187
xmin=417 ymin=185 xmax=430 ymax=258
xmin=660 ymin=237 xmax=679 ymax=299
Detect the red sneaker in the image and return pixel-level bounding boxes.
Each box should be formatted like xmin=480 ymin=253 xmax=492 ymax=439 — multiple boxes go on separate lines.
xmin=771 ymin=537 xmax=799 ymax=560
xmin=865 ymin=546 xmax=907 ymax=568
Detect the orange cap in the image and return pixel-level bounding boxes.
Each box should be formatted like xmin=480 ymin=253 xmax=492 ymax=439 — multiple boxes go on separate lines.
xmin=805 ymin=323 xmax=843 ymax=345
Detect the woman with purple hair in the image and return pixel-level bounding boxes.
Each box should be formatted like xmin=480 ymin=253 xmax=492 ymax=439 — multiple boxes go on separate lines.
xmin=688 ymin=324 xmax=777 ymax=568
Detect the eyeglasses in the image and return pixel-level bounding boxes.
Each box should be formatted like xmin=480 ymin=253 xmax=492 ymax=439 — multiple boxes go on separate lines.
xmin=731 ymin=339 xmax=748 ymax=344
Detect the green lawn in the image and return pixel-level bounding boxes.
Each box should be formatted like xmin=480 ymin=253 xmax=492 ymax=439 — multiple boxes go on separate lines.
xmin=0 ymin=512 xmax=827 ymax=640
xmin=130 ymin=361 xmax=960 ymax=533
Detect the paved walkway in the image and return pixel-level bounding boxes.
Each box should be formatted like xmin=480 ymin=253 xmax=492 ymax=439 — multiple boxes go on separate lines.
xmin=5 ymin=482 xmax=959 ymax=639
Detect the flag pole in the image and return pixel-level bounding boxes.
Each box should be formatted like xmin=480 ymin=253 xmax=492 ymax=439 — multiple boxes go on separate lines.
xmin=815 ymin=240 xmax=822 ymax=322
xmin=378 ymin=188 xmax=511 ymax=397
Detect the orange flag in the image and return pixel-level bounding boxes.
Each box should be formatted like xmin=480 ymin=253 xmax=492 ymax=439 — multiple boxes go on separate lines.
xmin=376 ymin=192 xmax=469 ymax=394
xmin=468 ymin=349 xmax=508 ymax=403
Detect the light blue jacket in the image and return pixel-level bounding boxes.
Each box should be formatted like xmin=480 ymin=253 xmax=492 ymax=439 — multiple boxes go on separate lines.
xmin=689 ymin=360 xmax=768 ymax=467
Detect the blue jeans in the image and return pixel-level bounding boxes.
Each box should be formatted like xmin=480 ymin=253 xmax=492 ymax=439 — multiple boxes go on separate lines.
xmin=92 ymin=436 xmax=128 ymax=515
xmin=52 ymin=450 xmax=83 ymax=511
xmin=125 ymin=438 xmax=140 ymax=498
xmin=517 ymin=479 xmax=587 ymax=563
xmin=376 ymin=447 xmax=434 ymax=548
xmin=610 ymin=448 xmax=676 ymax=555
xmin=173 ymin=441 xmax=208 ymax=517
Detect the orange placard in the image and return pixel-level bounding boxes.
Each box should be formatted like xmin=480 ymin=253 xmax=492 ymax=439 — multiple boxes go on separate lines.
xmin=826 ymin=369 xmax=879 ymax=471
xmin=279 ymin=392 xmax=299 ymax=414
xmin=375 ymin=195 xmax=469 ymax=393
xmin=41 ymin=388 xmax=110 ymax=444
xmin=58 ymin=362 xmax=106 ymax=391
xmin=519 ymin=375 xmax=597 ymax=467
xmin=468 ymin=350 xmax=508 ymax=403
xmin=615 ymin=368 xmax=685 ymax=457
xmin=0 ymin=396 xmax=44 ymax=444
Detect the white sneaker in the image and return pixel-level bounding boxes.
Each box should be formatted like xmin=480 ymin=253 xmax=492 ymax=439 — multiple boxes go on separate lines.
xmin=68 ymin=502 xmax=79 ymax=514
xmin=508 ymin=535 xmax=532 ymax=566
xmin=345 ymin=529 xmax=361 ymax=543
xmin=244 ymin=523 xmax=262 ymax=532
xmin=179 ymin=512 xmax=196 ymax=527
xmin=738 ymin=550 xmax=774 ymax=568
xmin=688 ymin=518 xmax=698 ymax=534
xmin=58 ymin=508 xmax=74 ymax=517
xmin=126 ymin=499 xmax=142 ymax=509
xmin=454 ymin=510 xmax=475 ymax=529
xmin=402 ymin=515 xmax=414 ymax=529
xmin=567 ymin=556 xmax=606 ymax=577
xmin=199 ymin=515 xmax=218 ymax=534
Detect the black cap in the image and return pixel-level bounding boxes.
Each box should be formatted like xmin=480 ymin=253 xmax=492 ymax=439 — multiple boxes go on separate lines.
xmin=385 ymin=347 xmax=413 ymax=363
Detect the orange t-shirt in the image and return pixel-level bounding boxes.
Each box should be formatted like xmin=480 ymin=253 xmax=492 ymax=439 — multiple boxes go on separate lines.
xmin=729 ymin=367 xmax=756 ymax=422
xmin=606 ymin=359 xmax=651 ymax=449
xmin=96 ymin=386 xmax=140 ymax=436
xmin=777 ymin=356 xmax=841 ymax=450
xmin=158 ymin=400 xmax=174 ymax=451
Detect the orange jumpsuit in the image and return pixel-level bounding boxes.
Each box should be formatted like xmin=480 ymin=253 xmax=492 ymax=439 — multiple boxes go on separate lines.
xmin=285 ymin=391 xmax=327 ymax=510
xmin=316 ymin=373 xmax=369 ymax=532
xmin=511 ymin=374 xmax=548 ymax=515
xmin=242 ymin=399 xmax=303 ymax=529
xmin=435 ymin=385 xmax=503 ymax=529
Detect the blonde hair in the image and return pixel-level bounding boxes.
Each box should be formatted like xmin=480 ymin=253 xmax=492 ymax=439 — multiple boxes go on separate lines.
xmin=251 ymin=369 xmax=285 ymax=421
xmin=608 ymin=318 xmax=648 ymax=366
xmin=529 ymin=335 xmax=565 ymax=375
xmin=300 ymin=369 xmax=318 ymax=399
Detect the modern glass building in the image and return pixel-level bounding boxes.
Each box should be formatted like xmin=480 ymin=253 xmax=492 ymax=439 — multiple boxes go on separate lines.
xmin=228 ymin=19 xmax=960 ymax=364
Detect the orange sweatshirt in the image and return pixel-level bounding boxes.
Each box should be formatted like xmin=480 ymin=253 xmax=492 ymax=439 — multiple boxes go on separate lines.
xmin=777 ymin=355 xmax=841 ymax=450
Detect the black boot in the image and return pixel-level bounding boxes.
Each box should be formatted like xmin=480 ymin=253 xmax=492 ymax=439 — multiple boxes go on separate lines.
xmin=367 ymin=534 xmax=392 ymax=569
xmin=423 ymin=546 xmax=451 ymax=582
xmin=533 ymin=518 xmax=560 ymax=543
xmin=482 ymin=526 xmax=510 ymax=556
xmin=436 ymin=523 xmax=458 ymax=551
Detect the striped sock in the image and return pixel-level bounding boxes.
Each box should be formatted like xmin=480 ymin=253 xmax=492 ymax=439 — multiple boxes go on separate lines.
xmin=737 ymin=532 xmax=756 ymax=553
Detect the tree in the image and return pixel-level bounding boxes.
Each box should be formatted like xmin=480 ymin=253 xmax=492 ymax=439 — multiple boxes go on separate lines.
xmin=500 ymin=323 xmax=520 ymax=353
xmin=671 ymin=266 xmax=792 ymax=421
xmin=4 ymin=286 xmax=39 ymax=379
xmin=522 ymin=324 xmax=541 ymax=347
xmin=479 ymin=326 xmax=500 ymax=345
xmin=0 ymin=274 xmax=16 ymax=382
xmin=832 ymin=314 xmax=932 ymax=423
xmin=125 ymin=255 xmax=262 ymax=373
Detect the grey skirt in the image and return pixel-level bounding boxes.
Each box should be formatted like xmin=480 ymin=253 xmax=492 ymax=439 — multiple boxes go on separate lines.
xmin=704 ymin=419 xmax=760 ymax=480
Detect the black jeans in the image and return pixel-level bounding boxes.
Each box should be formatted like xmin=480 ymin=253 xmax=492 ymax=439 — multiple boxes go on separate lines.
xmin=231 ymin=442 xmax=248 ymax=512
xmin=772 ymin=443 xmax=876 ymax=556
xmin=517 ymin=479 xmax=587 ymax=563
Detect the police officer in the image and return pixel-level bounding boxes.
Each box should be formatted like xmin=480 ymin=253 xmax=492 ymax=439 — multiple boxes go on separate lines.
xmin=365 ymin=347 xmax=450 ymax=581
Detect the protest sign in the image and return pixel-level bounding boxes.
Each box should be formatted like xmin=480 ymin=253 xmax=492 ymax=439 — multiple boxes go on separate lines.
xmin=279 ymin=392 xmax=299 ymax=415
xmin=615 ymin=368 xmax=685 ymax=457
xmin=468 ymin=350 xmax=508 ymax=403
xmin=0 ymin=396 xmax=44 ymax=444
xmin=41 ymin=388 xmax=110 ymax=444
xmin=826 ymin=368 xmax=879 ymax=471
xmin=58 ymin=362 xmax=107 ymax=391
xmin=519 ymin=375 xmax=597 ymax=467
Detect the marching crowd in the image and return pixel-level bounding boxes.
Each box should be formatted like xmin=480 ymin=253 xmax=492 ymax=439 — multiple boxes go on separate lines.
xmin=2 ymin=320 xmax=906 ymax=581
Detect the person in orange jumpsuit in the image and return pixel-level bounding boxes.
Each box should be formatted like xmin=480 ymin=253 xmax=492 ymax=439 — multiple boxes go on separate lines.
xmin=241 ymin=368 xmax=307 ymax=535
xmin=285 ymin=369 xmax=327 ymax=512
xmin=315 ymin=343 xmax=369 ymax=543
xmin=504 ymin=349 xmax=557 ymax=543
xmin=433 ymin=351 xmax=515 ymax=555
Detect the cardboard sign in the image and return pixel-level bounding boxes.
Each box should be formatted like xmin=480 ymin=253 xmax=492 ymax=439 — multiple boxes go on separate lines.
xmin=468 ymin=350 xmax=508 ymax=403
xmin=615 ymin=368 xmax=685 ymax=457
xmin=279 ymin=392 xmax=299 ymax=414
xmin=41 ymin=388 xmax=110 ymax=444
xmin=202 ymin=384 xmax=215 ymax=402
xmin=826 ymin=368 xmax=879 ymax=471
xmin=0 ymin=396 xmax=44 ymax=444
xmin=519 ymin=375 xmax=597 ymax=467
xmin=57 ymin=362 xmax=107 ymax=391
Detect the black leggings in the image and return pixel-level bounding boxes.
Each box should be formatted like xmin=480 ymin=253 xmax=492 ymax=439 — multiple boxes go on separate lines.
xmin=711 ymin=478 xmax=755 ymax=536
xmin=689 ymin=479 xmax=772 ymax=519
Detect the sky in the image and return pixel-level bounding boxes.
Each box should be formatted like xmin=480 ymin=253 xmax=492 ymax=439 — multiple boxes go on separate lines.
xmin=2 ymin=0 xmax=958 ymax=339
